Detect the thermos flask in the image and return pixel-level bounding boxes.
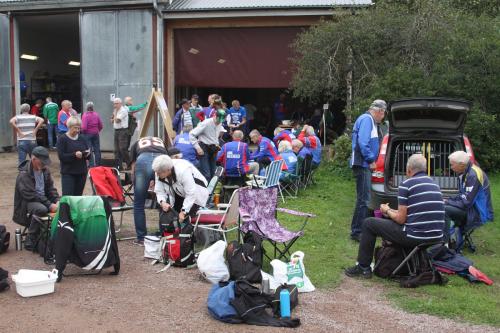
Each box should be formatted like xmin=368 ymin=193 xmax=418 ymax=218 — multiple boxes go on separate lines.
xmin=280 ymin=289 xmax=291 ymax=318
xmin=15 ymin=228 xmax=22 ymax=251
xmin=262 ymin=277 xmax=270 ymax=294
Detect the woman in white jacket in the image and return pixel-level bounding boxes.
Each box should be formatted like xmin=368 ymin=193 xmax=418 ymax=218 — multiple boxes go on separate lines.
xmin=152 ymin=155 xmax=208 ymax=221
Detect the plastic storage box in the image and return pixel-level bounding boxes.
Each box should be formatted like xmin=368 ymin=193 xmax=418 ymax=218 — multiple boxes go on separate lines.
xmin=12 ymin=269 xmax=58 ymax=297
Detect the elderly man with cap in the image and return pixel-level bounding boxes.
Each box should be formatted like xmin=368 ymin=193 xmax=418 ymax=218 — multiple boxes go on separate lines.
xmin=13 ymin=146 xmax=60 ymax=250
xmin=189 ymin=99 xmax=226 ymax=181
xmin=349 ymin=99 xmax=387 ymax=242
xmin=173 ymin=98 xmax=200 ymax=135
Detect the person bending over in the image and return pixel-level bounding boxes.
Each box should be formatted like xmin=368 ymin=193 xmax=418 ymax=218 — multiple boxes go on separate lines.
xmin=153 ymin=155 xmax=209 ymax=222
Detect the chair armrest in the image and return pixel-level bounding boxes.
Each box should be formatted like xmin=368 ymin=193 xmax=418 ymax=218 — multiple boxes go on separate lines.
xmin=217 ymin=203 xmax=230 ymax=209
xmin=196 ymin=209 xmax=226 ymax=215
xmin=277 ymin=207 xmax=316 ymax=218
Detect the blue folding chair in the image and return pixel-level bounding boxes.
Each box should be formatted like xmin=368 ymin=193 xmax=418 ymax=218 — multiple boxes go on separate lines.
xmin=246 ymin=159 xmax=285 ymax=203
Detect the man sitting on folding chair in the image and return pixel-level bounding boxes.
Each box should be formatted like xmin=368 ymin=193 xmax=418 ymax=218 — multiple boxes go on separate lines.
xmin=444 ymin=151 xmax=494 ymax=251
xmin=217 ymin=130 xmax=259 ymax=185
xmin=345 ymin=154 xmax=445 ymax=279
xmin=249 ymin=129 xmax=285 ymax=172
xmin=13 ymin=147 xmax=60 ymax=251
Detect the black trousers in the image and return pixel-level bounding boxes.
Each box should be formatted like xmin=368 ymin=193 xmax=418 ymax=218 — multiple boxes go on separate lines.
xmin=114 ymin=128 xmax=131 ymax=168
xmin=357 ymin=217 xmax=424 ymax=267
xmin=444 ymin=204 xmax=468 ymax=241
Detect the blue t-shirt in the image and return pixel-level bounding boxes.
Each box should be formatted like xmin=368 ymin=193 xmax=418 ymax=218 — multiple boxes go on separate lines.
xmin=398 ymin=172 xmax=445 ymax=240
xmin=228 ymin=106 xmax=247 ymax=125
xmin=174 ymin=133 xmax=198 ymax=166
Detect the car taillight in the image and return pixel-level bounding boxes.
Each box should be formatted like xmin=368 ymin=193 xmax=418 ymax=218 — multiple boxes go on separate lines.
xmin=463 ymin=136 xmax=475 ymax=164
xmin=372 ymin=134 xmax=388 ymax=183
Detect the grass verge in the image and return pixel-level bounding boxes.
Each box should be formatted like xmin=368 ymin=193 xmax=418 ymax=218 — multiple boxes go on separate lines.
xmin=277 ymin=163 xmax=500 ymax=326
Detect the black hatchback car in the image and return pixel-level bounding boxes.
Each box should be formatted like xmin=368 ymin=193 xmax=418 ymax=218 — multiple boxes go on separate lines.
xmin=369 ymin=98 xmax=475 ymax=210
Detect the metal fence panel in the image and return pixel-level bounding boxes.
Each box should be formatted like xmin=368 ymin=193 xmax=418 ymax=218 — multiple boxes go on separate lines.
xmin=0 ymin=14 xmax=14 ymax=149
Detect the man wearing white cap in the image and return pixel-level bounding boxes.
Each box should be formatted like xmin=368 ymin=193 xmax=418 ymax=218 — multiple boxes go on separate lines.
xmin=349 ymin=99 xmax=387 ymax=242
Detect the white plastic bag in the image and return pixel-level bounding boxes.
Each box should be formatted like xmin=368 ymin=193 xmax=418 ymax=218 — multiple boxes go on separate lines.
xmin=144 ymin=236 xmax=161 ymax=260
xmin=270 ymin=251 xmax=315 ymax=293
xmin=197 ymin=240 xmax=230 ymax=284
xmin=287 ymin=251 xmax=315 ymax=292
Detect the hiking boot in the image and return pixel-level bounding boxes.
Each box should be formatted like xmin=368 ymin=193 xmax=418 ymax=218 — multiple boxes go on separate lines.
xmin=345 ymin=264 xmax=372 ymax=279
xmin=350 ymin=234 xmax=361 ymax=242
xmin=24 ymin=237 xmax=36 ymax=252
xmin=133 ymin=239 xmax=144 ymax=247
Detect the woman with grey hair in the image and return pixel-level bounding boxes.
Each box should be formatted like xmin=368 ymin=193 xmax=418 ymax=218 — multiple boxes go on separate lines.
xmin=81 ymin=101 xmax=103 ymax=166
xmin=153 ymin=155 xmax=208 ymax=222
xmin=56 ymin=116 xmax=90 ymax=195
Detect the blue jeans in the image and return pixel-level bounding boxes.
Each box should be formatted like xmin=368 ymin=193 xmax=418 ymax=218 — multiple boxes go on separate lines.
xmin=18 ymin=140 xmax=36 ymax=166
xmin=351 ymin=166 xmax=372 ymax=237
xmin=133 ymin=152 xmax=162 ymax=240
xmin=84 ymin=133 xmax=101 ymax=167
xmin=61 ymin=173 xmax=87 ymax=196
xmin=47 ymin=123 xmax=58 ymax=148
xmin=198 ymin=148 xmax=217 ymax=181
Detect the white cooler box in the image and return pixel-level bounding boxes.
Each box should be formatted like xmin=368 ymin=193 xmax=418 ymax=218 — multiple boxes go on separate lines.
xmin=12 ymin=269 xmax=58 ymax=297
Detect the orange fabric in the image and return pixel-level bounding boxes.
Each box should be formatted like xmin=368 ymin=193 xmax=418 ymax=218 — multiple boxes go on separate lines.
xmin=89 ymin=167 xmax=125 ymax=203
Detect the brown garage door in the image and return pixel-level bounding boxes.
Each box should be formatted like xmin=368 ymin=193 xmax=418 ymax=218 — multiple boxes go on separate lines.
xmin=174 ymin=26 xmax=303 ymax=88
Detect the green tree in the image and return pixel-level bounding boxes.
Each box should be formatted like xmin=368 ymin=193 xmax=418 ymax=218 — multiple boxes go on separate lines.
xmin=291 ymin=0 xmax=500 ymax=170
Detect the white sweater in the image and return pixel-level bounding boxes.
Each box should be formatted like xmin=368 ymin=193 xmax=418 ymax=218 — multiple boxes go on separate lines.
xmin=154 ymin=159 xmax=208 ymax=212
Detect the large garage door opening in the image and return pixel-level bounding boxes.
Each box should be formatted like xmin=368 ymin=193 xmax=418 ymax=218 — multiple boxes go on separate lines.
xmin=17 ymin=14 xmax=81 ymax=123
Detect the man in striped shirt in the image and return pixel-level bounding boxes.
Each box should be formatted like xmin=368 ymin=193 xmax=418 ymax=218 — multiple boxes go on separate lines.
xmin=10 ymin=103 xmax=44 ymax=165
xmin=345 ymin=153 xmax=445 ymax=278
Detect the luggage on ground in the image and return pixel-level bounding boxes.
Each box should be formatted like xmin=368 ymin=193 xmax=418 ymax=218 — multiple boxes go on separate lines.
xmin=227 ymin=231 xmax=263 ymax=283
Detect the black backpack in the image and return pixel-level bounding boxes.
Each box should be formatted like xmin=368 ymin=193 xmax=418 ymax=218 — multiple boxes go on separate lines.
xmin=373 ymin=241 xmax=408 ymax=278
xmin=231 ymin=280 xmax=300 ymax=328
xmin=0 ymin=225 xmax=10 ymax=254
xmin=227 ymin=231 xmax=263 ymax=283
xmin=271 ymin=284 xmax=299 ymax=317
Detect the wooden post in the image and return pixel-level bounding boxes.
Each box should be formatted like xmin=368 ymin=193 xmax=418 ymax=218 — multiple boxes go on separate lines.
xmin=139 ymin=89 xmax=175 ymax=146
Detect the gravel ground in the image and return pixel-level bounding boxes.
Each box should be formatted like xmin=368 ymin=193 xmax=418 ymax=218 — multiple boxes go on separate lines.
xmin=0 ymin=151 xmax=498 ymax=332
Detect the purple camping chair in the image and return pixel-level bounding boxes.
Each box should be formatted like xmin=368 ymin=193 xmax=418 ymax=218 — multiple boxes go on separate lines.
xmin=239 ymin=187 xmax=315 ymax=261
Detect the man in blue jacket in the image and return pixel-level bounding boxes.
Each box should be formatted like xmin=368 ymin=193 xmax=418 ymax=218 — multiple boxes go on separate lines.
xmin=174 ymin=125 xmax=199 ymax=167
xmin=350 ymin=99 xmax=386 ymax=241
xmin=445 ymin=151 xmax=494 ymax=239
xmin=217 ymin=130 xmax=258 ymax=179
xmin=249 ymin=129 xmax=284 ymax=170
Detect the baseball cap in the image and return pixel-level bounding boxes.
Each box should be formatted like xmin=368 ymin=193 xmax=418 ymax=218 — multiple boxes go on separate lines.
xmin=32 ymin=146 xmax=51 ymax=166
xmin=191 ymin=94 xmax=199 ymax=99
xmin=180 ymin=98 xmax=190 ymax=106
xmin=370 ymin=99 xmax=387 ymax=111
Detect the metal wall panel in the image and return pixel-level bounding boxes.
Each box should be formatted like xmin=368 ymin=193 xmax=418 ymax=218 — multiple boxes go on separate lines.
xmin=0 ymin=14 xmax=14 ymax=149
xmin=81 ymin=9 xmax=153 ymax=150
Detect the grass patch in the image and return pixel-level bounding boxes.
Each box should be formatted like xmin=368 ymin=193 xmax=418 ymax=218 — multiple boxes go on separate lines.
xmin=277 ymin=163 xmax=500 ymax=326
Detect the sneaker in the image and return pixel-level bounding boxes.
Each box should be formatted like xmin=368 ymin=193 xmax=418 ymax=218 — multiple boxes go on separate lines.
xmin=345 ymin=264 xmax=372 ymax=279
xmin=133 ymin=239 xmax=144 ymax=246
xmin=350 ymin=234 xmax=361 ymax=242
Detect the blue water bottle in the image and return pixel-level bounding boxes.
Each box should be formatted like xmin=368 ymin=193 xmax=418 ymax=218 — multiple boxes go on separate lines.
xmin=280 ymin=289 xmax=291 ymax=318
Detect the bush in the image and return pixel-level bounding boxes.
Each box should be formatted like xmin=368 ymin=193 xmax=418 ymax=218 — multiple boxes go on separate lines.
xmin=465 ymin=107 xmax=500 ymax=171
xmin=327 ymin=134 xmax=352 ymax=178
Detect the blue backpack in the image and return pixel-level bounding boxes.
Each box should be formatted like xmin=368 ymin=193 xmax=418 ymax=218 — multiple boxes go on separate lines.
xmin=207 ymin=281 xmax=242 ymax=324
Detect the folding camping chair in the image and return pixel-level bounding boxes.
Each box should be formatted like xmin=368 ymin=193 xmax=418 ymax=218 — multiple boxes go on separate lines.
xmin=88 ymin=166 xmax=133 ymax=239
xmin=246 ymin=159 xmax=285 ymax=203
xmin=280 ymin=156 xmax=305 ymax=198
xmin=193 ymin=189 xmax=240 ymax=251
xmin=239 ymin=187 xmax=315 ymax=261
xmin=389 ymin=240 xmax=444 ymax=279
xmin=300 ymin=155 xmax=314 ymax=189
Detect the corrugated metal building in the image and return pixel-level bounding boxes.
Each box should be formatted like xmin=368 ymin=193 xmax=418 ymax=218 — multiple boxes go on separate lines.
xmin=0 ymin=0 xmax=371 ymax=150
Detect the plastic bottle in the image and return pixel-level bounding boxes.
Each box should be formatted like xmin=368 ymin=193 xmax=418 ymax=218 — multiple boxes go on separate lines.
xmin=280 ymin=289 xmax=291 ymax=318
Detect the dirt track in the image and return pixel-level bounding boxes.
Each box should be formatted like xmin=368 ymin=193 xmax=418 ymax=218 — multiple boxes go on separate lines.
xmin=0 ymin=151 xmax=498 ymax=332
